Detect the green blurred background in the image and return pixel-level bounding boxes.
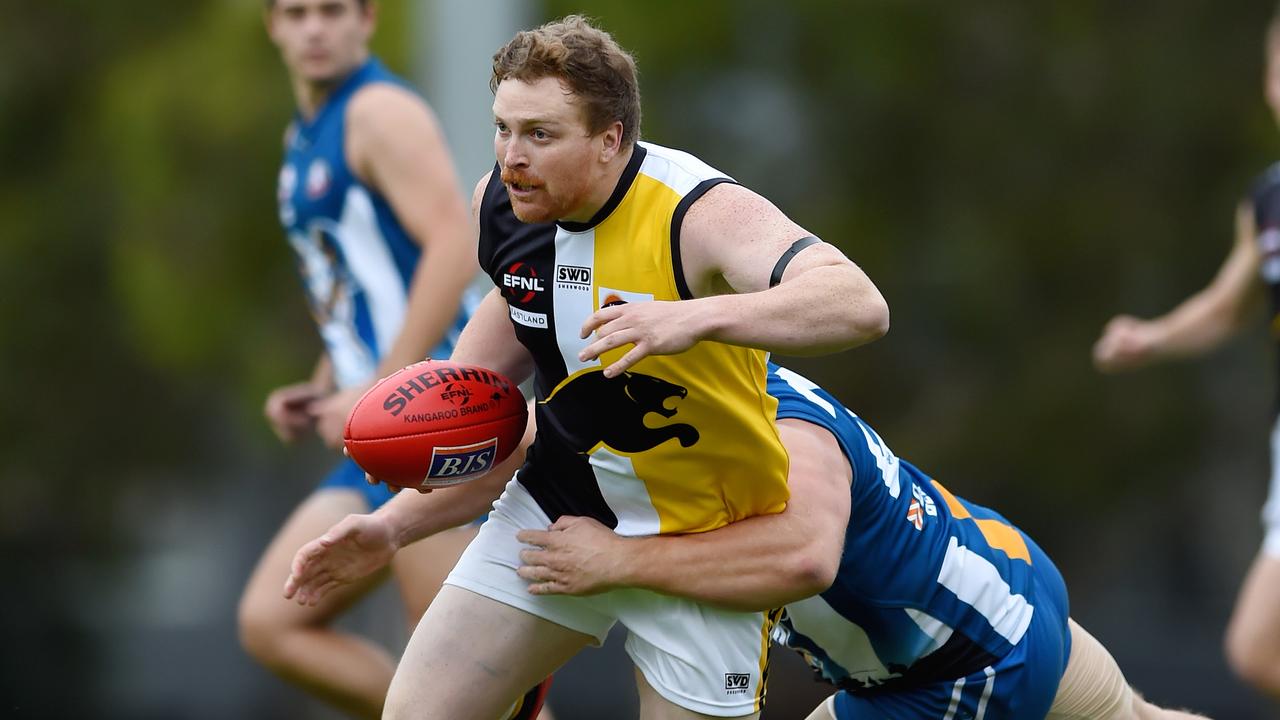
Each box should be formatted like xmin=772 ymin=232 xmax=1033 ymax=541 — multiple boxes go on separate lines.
xmin=3 ymin=0 xmax=1276 ymax=717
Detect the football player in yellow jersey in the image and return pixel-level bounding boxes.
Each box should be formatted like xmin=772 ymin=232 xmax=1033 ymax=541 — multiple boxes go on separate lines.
xmin=287 ymin=15 xmax=889 ymax=720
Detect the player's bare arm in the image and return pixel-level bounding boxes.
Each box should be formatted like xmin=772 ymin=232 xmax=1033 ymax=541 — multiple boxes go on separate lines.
xmin=311 ymin=84 xmax=478 ymax=445
xmin=516 ymin=418 xmax=852 ymax=612
xmin=579 ymin=182 xmax=890 ymax=376
xmin=284 ymin=461 xmax=513 ymax=606
xmin=348 ymin=83 xmax=478 ymax=374
xmin=1094 ymin=201 xmax=1264 ymax=373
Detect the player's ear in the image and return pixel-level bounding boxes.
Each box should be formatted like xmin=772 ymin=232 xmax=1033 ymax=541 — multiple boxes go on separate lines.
xmin=598 ymin=121 xmax=624 ymax=163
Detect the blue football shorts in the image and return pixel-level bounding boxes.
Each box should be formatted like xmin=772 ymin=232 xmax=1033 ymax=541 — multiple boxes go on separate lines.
xmin=831 ymin=533 xmax=1071 ymax=720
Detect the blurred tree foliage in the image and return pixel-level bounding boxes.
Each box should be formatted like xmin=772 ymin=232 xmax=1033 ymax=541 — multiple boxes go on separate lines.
xmin=0 ymin=0 xmax=410 ymax=710
xmin=0 ymin=0 xmax=410 ymax=504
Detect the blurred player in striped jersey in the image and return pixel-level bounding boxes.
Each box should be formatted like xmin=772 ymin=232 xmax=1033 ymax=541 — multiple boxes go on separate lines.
xmin=238 ymin=1 xmax=545 ymax=718
xmin=519 ymin=364 xmax=1210 ymax=719
xmin=1093 ymin=7 xmax=1280 ymax=703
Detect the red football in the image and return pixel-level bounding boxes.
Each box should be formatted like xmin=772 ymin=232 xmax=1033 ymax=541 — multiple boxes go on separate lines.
xmin=344 ymin=360 xmax=527 ymax=490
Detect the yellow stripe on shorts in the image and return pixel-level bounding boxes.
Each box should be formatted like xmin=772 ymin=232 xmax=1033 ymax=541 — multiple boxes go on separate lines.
xmin=754 ymin=606 xmax=785 ymax=712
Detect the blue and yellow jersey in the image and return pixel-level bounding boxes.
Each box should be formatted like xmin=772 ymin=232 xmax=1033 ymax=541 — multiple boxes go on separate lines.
xmin=478 ymin=142 xmax=790 ymax=535
xmin=278 ymin=58 xmax=483 ymax=389
xmin=767 ymin=364 xmax=1069 ymax=693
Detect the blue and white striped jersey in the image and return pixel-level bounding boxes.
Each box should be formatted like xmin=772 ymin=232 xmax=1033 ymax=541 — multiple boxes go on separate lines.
xmin=277 ymin=58 xmax=483 ymax=389
xmin=767 ymin=364 xmax=1054 ymax=693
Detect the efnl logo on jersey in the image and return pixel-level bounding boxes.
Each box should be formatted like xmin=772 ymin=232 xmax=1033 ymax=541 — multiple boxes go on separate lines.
xmin=502 ymin=262 xmax=545 ymax=303
xmin=503 ymin=262 xmax=549 ymax=329
xmin=428 ymin=438 xmax=498 ymax=484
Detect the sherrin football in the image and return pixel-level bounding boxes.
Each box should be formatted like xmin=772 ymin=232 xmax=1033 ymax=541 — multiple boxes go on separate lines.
xmin=344 ymin=360 xmax=527 ymax=489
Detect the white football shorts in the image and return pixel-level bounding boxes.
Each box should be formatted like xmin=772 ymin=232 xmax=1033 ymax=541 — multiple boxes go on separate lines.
xmin=445 ymin=476 xmax=777 ymax=717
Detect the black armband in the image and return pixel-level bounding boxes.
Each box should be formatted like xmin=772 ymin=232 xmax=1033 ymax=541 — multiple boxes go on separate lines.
xmin=768 ymin=236 xmax=822 ymax=288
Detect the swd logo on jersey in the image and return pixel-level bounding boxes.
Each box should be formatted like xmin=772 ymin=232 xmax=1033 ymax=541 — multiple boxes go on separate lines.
xmin=428 ymin=438 xmax=498 ymax=483
xmin=724 ymin=673 xmax=751 ymax=695
xmin=555 ymin=264 xmax=591 ymax=291
xmin=502 ymin=262 xmax=545 ymax=304
xmin=906 ymin=483 xmax=938 ymax=531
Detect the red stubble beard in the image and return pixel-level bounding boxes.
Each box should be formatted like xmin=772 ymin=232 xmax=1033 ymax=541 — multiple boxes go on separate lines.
xmin=501 ymin=167 xmax=559 ymax=223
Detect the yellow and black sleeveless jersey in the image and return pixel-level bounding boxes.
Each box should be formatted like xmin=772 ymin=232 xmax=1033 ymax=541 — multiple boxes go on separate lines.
xmin=478 ymin=142 xmax=790 ymax=535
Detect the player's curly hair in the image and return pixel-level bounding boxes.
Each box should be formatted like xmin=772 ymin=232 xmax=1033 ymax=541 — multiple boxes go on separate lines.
xmin=491 ymin=15 xmax=642 ymax=148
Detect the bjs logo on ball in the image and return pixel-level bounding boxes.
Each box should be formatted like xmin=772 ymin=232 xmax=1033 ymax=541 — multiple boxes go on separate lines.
xmin=428 ymin=438 xmax=499 ymax=484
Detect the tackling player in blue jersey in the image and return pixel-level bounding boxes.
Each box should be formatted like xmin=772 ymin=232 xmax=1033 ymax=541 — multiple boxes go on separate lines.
xmin=516 ymin=364 xmax=1209 ymax=719
xmin=236 ymin=1 xmax=541 ymax=718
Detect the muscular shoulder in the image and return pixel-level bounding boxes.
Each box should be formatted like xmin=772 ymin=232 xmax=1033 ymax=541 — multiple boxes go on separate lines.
xmin=346 ymin=82 xmax=432 ymax=135
xmin=679 ymin=182 xmax=814 ymax=295
xmin=682 ymin=182 xmax=796 ymax=240
xmin=345 ymin=83 xmax=442 ymax=181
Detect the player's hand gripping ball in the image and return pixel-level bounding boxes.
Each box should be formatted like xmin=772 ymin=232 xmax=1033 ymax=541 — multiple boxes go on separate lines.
xmin=344 ymin=360 xmax=527 ymax=490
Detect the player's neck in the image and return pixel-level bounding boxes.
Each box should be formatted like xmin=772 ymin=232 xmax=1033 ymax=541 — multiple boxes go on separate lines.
xmin=562 ymin=144 xmax=635 ymax=224
xmin=291 ymin=57 xmax=367 ymax=120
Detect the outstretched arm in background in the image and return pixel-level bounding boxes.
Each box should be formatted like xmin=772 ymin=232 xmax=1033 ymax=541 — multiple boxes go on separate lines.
xmin=515 ymin=418 xmax=852 ymax=612
xmin=1093 ymin=202 xmax=1263 ymax=372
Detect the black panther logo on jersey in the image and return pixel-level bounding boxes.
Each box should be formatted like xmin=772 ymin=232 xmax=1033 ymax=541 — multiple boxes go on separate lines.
xmin=542 ymin=369 xmax=700 ymax=454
